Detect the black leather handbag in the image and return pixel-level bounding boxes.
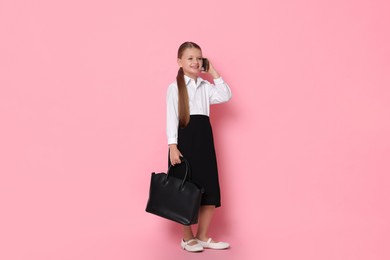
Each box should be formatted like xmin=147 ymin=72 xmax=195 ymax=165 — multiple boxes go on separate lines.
xmin=145 ymin=157 xmax=204 ymax=225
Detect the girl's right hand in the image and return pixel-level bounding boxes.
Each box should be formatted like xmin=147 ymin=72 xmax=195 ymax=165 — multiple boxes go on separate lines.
xmin=169 ymin=144 xmax=183 ymax=166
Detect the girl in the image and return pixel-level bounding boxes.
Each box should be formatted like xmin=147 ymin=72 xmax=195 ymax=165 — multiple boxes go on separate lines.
xmin=166 ymin=42 xmax=232 ymax=252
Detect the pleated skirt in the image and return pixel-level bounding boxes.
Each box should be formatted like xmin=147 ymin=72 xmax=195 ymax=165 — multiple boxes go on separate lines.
xmin=169 ymin=115 xmax=221 ymax=208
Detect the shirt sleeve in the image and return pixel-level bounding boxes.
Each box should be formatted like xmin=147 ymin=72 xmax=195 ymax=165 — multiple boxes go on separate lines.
xmin=208 ymin=77 xmax=232 ymax=104
xmin=166 ymin=83 xmax=179 ymax=145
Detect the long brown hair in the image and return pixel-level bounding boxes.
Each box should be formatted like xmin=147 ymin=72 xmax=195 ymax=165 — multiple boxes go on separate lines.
xmin=177 ymin=41 xmax=202 ymax=128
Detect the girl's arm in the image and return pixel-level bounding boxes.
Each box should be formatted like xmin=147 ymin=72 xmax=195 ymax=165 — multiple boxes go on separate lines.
xmin=166 ymin=84 xmax=183 ymax=165
xmin=205 ymin=61 xmax=232 ymax=104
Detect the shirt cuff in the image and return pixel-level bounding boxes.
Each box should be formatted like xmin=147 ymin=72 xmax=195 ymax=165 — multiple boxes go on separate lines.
xmin=213 ymin=77 xmax=224 ymax=85
xmin=168 ymin=138 xmax=177 ymax=145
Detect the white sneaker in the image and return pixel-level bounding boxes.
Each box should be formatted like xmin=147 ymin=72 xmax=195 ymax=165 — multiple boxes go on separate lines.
xmin=180 ymin=239 xmax=204 ymax=252
xmin=196 ymin=238 xmax=230 ymax=250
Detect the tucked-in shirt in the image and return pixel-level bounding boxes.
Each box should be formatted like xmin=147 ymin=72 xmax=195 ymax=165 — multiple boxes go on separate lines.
xmin=166 ymin=75 xmax=232 ymax=144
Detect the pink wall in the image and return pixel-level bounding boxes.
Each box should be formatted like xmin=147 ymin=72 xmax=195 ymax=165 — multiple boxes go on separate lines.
xmin=1 ymin=0 xmax=389 ymax=259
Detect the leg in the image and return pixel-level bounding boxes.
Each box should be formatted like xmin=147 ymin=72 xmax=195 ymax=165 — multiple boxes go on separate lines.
xmin=183 ymin=225 xmax=195 ymax=242
xmin=195 ymin=206 xmax=230 ymax=249
xmin=196 ymin=205 xmax=215 ymax=241
xmin=181 ymin=224 xmax=203 ymax=252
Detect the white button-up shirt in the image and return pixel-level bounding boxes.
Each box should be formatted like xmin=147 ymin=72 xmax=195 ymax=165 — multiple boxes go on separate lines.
xmin=166 ymin=75 xmax=232 ymax=144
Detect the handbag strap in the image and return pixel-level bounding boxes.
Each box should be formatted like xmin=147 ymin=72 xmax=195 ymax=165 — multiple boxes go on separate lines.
xmin=167 ymin=157 xmax=192 ymax=188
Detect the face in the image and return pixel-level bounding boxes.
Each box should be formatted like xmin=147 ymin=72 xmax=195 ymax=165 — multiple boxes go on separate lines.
xmin=178 ymin=48 xmax=203 ymax=79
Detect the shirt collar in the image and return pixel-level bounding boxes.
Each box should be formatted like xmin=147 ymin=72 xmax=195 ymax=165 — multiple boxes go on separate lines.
xmin=184 ymin=75 xmax=205 ymax=87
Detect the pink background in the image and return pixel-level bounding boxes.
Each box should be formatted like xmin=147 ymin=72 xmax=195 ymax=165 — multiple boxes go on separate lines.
xmin=1 ymin=0 xmax=389 ymax=259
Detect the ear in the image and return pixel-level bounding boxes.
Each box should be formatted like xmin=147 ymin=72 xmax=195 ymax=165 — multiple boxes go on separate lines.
xmin=177 ymin=58 xmax=182 ymax=67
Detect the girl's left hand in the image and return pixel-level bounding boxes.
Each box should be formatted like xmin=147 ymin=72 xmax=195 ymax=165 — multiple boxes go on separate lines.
xmin=202 ymin=59 xmax=220 ymax=79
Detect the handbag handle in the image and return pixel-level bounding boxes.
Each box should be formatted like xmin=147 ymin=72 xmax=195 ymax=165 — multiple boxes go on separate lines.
xmin=167 ymin=157 xmax=192 ymax=189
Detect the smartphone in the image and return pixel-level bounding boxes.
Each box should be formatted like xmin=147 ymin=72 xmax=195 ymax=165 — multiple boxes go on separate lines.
xmin=202 ymin=58 xmax=209 ymax=72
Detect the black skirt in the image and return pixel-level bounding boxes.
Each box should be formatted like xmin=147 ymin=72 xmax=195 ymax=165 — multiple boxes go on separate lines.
xmin=169 ymin=115 xmax=221 ymax=208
